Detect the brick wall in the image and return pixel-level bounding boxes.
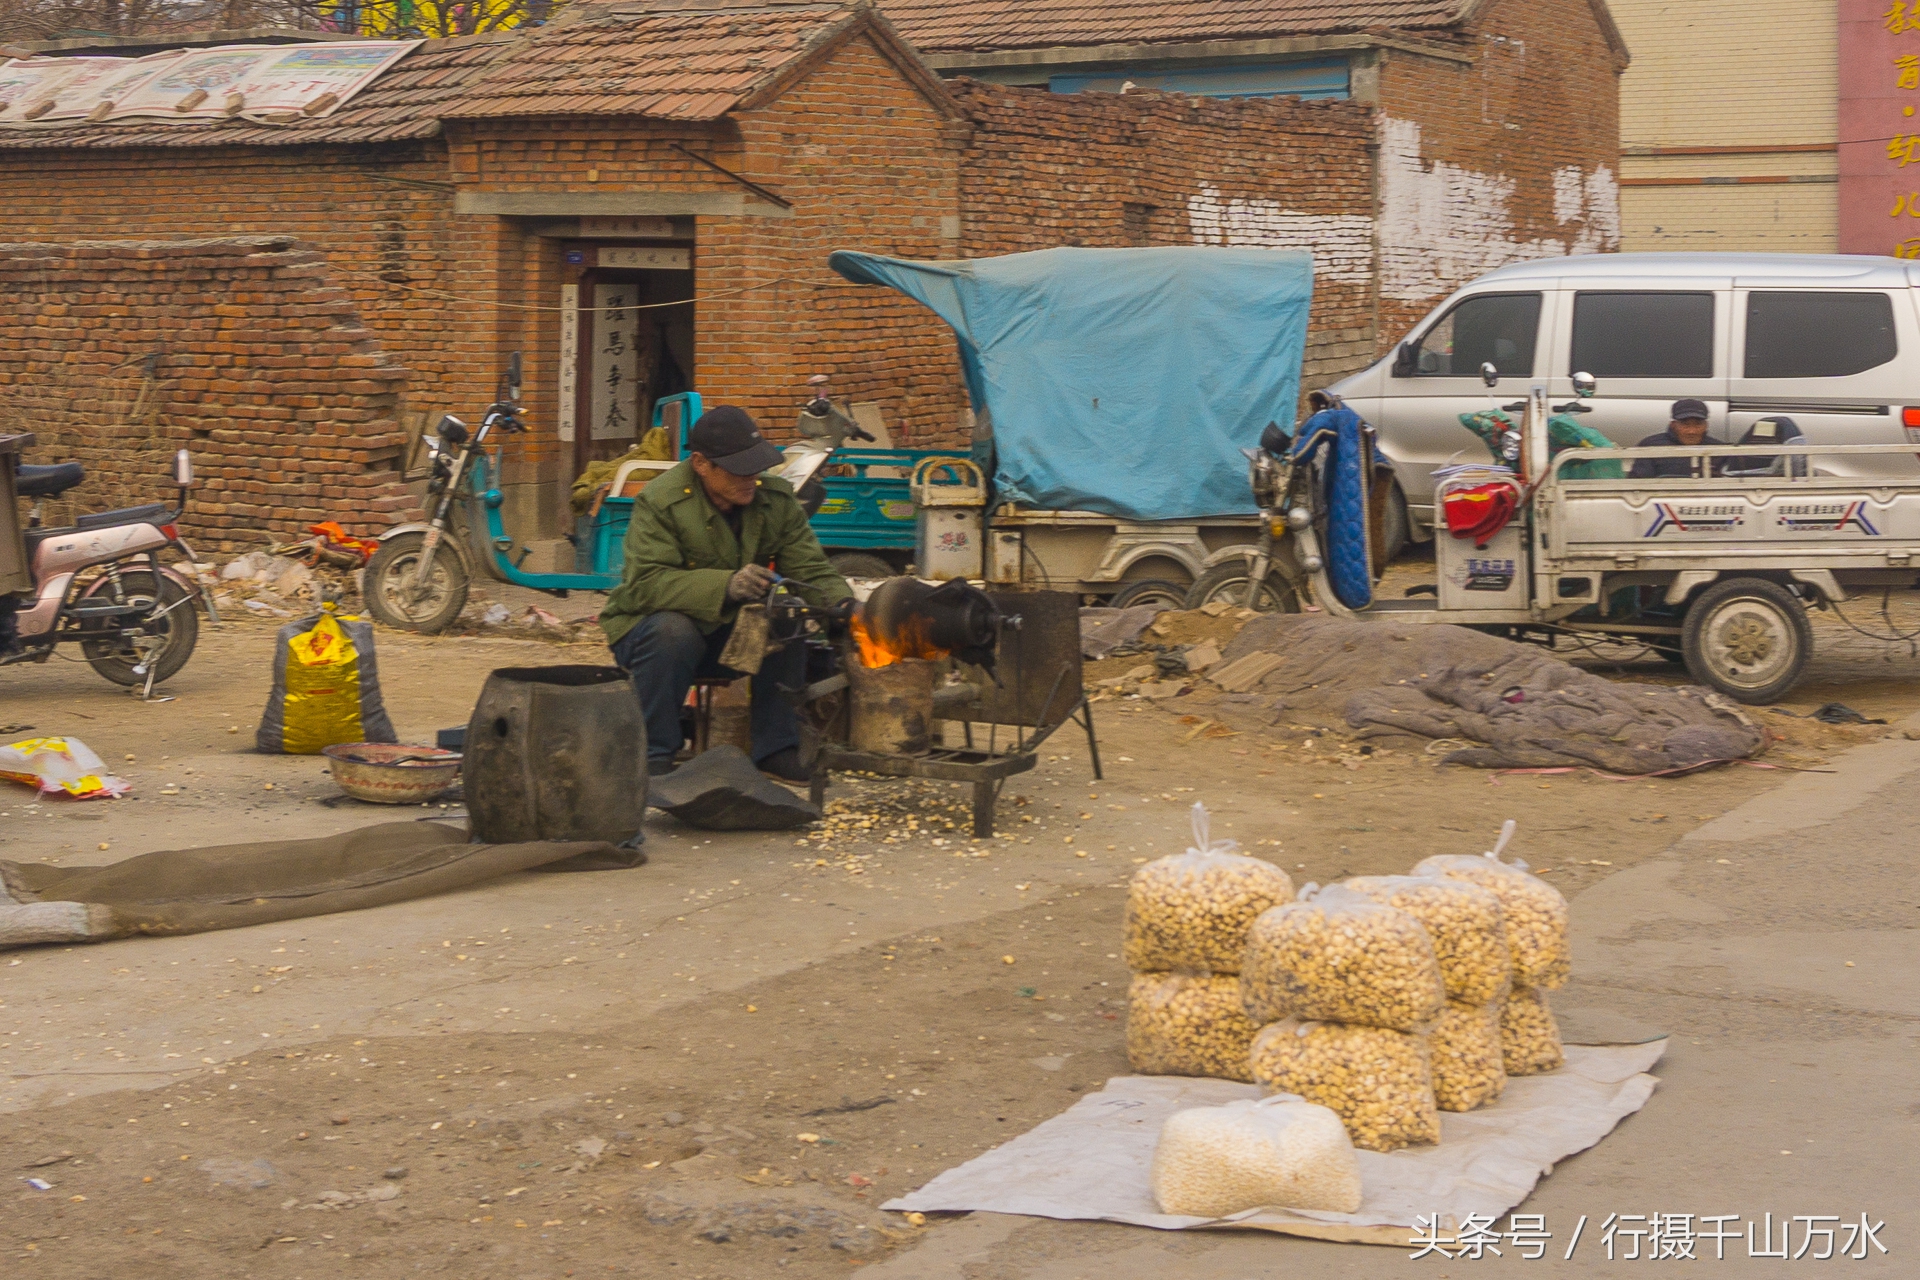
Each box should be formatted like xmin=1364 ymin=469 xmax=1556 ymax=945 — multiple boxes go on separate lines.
xmin=1372 ymin=0 xmax=1625 ymax=343
xmin=954 ymin=81 xmax=1382 ymax=391
xmin=714 ymin=34 xmax=965 ymax=446
xmin=0 ymin=141 xmax=461 ymax=417
xmin=0 ymin=237 xmax=414 ymax=554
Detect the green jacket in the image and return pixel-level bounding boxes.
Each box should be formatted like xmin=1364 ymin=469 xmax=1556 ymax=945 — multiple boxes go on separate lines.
xmin=598 ymin=457 xmax=852 ymax=645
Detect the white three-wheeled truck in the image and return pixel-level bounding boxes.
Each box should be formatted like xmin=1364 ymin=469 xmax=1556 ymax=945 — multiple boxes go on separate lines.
xmin=1263 ymin=366 xmax=1920 ymax=704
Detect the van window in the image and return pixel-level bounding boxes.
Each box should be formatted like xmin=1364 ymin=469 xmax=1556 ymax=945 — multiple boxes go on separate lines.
xmin=1744 ymin=291 xmax=1897 ymax=378
xmin=1570 ymin=292 xmax=1714 ymax=378
xmin=1407 ymin=292 xmax=1541 ymax=377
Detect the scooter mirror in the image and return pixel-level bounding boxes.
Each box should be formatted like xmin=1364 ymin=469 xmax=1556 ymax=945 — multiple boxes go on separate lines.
xmin=1479 ymin=361 xmax=1500 ymax=388
xmin=506 ymin=350 xmax=523 ymax=401
xmin=438 ymin=414 xmax=470 ymax=445
xmin=1571 ymin=370 xmax=1597 ymax=398
xmin=173 ymin=448 xmax=193 ymax=487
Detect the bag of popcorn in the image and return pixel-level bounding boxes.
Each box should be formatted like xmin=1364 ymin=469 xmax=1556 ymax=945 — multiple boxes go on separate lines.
xmin=1151 ymin=1094 xmax=1362 ymax=1216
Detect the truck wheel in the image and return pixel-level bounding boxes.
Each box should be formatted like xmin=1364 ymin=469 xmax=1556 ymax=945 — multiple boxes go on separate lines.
xmin=1108 ymin=579 xmax=1189 ymax=609
xmin=1681 ymin=577 xmax=1810 ymax=704
xmin=1184 ymin=562 xmax=1299 ymax=614
xmin=364 ymin=532 xmax=469 ymax=634
xmin=829 ymin=552 xmax=897 ymax=580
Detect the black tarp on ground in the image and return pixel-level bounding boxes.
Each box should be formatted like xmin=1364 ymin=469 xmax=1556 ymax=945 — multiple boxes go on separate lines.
xmin=0 ymin=822 xmax=627 ymax=947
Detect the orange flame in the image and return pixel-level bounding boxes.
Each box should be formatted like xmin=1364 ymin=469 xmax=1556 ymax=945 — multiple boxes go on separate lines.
xmin=850 ymin=612 xmax=949 ymax=669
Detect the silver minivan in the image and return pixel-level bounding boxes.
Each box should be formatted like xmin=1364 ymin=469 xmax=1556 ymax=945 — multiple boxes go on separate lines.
xmin=1331 ymin=252 xmax=1920 ymax=542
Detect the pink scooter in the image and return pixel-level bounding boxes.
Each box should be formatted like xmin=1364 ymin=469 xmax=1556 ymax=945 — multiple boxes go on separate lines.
xmin=1 ymin=441 xmax=211 ymax=695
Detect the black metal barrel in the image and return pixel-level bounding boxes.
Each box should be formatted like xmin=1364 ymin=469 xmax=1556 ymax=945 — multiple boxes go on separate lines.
xmin=463 ymin=665 xmax=647 ymax=847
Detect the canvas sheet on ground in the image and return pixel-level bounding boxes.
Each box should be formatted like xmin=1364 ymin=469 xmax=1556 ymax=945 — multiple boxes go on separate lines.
xmin=883 ymin=1041 xmax=1666 ymax=1247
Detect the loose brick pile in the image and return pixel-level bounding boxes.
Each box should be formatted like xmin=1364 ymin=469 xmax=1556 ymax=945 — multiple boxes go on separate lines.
xmin=0 ymin=237 xmax=416 ymax=553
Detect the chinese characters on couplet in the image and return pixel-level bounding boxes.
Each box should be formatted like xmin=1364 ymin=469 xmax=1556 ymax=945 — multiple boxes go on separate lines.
xmin=1889 ymin=2 xmax=1920 ymax=33
xmin=1409 ymin=1212 xmax=1887 ymax=1262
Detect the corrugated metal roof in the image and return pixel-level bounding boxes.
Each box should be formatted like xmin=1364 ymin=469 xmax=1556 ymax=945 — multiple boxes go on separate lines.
xmin=0 ymin=36 xmax=511 ymax=150
xmin=440 ymin=2 xmax=855 ymax=120
xmin=881 ymin=0 xmax=1472 ymax=55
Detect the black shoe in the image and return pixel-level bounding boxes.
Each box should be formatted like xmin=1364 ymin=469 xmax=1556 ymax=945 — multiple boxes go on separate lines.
xmin=647 ymin=758 xmax=679 ymax=778
xmin=757 ymin=747 xmax=809 ymax=783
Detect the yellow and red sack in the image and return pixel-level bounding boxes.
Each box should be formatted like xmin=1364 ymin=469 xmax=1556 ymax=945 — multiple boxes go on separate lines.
xmin=255 ymin=608 xmax=397 ymax=754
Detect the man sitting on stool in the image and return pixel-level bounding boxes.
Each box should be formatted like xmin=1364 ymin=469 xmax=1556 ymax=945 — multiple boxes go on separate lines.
xmin=601 ymin=406 xmax=851 ymax=780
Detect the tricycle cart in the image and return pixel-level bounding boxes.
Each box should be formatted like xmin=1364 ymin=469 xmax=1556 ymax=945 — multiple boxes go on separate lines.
xmin=1271 ymin=368 xmax=1920 ymax=703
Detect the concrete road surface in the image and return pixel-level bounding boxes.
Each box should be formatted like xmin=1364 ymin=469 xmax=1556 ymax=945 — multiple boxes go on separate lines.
xmin=864 ymin=725 xmax=1919 ymax=1278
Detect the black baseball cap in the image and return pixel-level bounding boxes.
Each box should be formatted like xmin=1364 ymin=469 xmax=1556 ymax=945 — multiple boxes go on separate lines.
xmin=687 ymin=405 xmax=784 ymax=476
xmin=1670 ymin=397 xmax=1710 ymax=422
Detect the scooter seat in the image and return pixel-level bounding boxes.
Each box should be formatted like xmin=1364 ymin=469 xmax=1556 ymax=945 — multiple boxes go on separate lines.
xmin=15 ymin=462 xmax=84 ymax=498
xmin=75 ymin=502 xmax=170 ymax=531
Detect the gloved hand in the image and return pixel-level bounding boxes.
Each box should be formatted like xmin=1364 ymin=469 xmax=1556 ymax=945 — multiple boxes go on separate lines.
xmin=726 ymin=564 xmax=777 ymax=603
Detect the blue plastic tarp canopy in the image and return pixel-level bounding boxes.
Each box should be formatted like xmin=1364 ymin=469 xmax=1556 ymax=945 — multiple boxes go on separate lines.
xmin=827 ymin=246 xmax=1312 ymax=521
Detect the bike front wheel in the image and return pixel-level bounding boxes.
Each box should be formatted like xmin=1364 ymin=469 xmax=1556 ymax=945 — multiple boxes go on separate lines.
xmin=363 ymin=532 xmax=470 ymax=633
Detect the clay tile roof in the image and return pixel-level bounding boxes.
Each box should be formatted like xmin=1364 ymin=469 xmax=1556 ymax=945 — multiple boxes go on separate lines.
xmin=440 ymin=1 xmax=857 ymax=120
xmin=880 ymin=0 xmax=1471 ymax=55
xmin=0 ymin=35 xmax=515 ymax=150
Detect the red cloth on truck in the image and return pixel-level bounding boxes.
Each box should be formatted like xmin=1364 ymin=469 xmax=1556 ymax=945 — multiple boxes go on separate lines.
xmin=1443 ymin=483 xmax=1519 ymax=548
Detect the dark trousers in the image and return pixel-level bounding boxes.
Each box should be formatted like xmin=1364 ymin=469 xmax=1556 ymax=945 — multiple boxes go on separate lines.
xmin=610 ymin=611 xmax=804 ymax=766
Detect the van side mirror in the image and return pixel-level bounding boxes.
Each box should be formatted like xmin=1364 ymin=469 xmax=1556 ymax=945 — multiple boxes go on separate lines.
xmin=173 ymin=448 xmax=193 ymax=488
xmin=1479 ymin=361 xmax=1500 ymax=388
xmin=1571 ymin=371 xmax=1596 ymax=398
xmin=1392 ymin=342 xmax=1417 ymax=377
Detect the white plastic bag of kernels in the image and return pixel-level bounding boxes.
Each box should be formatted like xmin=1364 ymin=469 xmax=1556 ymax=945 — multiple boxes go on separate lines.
xmin=1413 ymin=820 xmax=1570 ymax=990
xmin=1124 ymin=803 xmax=1294 ymax=973
xmin=1342 ymin=874 xmax=1512 ymax=1006
xmin=1248 ymin=1018 xmax=1441 ymax=1152
xmin=1240 ymin=884 xmax=1446 ymax=1031
xmin=1151 ymin=1094 xmax=1363 ymax=1216
xmin=1126 ymin=971 xmax=1260 ymax=1082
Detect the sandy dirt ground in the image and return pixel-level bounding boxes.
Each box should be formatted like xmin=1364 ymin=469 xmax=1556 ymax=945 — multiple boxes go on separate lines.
xmin=2 ymin=579 xmax=1916 ymax=1278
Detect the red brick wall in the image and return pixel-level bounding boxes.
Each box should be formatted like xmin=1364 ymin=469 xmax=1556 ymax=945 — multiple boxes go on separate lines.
xmin=0 ymin=237 xmax=414 ymax=553
xmin=0 ymin=141 xmax=462 ymax=416
xmin=1373 ymin=0 xmax=1625 ymax=344
xmin=713 ymin=34 xmax=965 ymax=446
xmin=953 ymin=82 xmax=1383 ymax=392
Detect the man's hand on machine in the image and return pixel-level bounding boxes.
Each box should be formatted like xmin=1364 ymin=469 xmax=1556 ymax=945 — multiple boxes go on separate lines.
xmin=727 ymin=564 xmax=777 ymax=602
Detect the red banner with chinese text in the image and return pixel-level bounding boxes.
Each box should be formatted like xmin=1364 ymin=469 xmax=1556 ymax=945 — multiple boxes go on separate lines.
xmin=1840 ymin=0 xmax=1920 ymax=255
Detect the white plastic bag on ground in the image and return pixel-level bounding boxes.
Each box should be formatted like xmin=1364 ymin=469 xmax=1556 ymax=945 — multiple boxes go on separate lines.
xmin=1151 ymin=1094 xmax=1362 ymax=1216
xmin=0 ymin=736 xmax=130 ymax=799
xmin=1249 ymin=1017 xmax=1440 ymax=1153
xmin=1501 ymin=983 xmax=1565 ymax=1076
xmin=1412 ymin=821 xmax=1571 ymax=990
xmin=1342 ymin=874 xmax=1511 ymax=1005
xmin=1431 ymin=999 xmax=1507 ymax=1112
xmin=1239 ymin=885 xmax=1444 ymax=1031
xmin=1124 ymin=803 xmax=1293 ymax=973
xmin=1127 ymin=971 xmax=1259 ymax=1082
